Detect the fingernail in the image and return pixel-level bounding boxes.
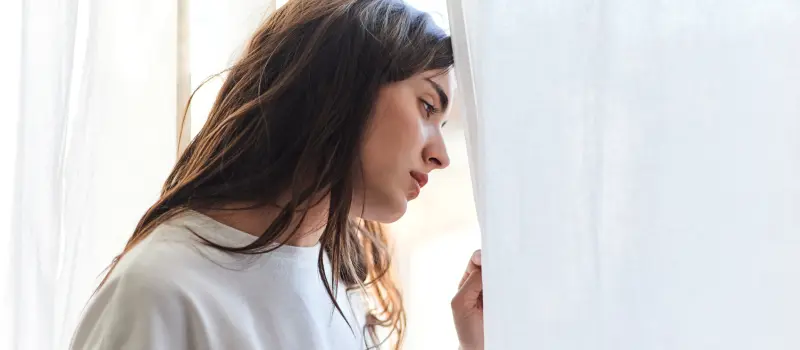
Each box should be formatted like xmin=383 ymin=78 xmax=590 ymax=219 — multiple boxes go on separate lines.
xmin=472 ymin=250 xmax=482 ymax=265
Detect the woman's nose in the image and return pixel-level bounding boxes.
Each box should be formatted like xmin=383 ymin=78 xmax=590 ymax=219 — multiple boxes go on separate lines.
xmin=423 ymin=137 xmax=450 ymax=170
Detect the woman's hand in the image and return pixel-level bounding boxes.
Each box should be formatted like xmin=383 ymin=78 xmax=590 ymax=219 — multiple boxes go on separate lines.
xmin=451 ymin=249 xmax=484 ymax=350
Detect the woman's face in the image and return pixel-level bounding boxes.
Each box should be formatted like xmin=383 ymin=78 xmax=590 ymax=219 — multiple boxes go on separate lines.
xmin=353 ymin=69 xmax=455 ymax=223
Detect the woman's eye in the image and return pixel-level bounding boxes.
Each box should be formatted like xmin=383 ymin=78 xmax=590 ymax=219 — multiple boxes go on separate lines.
xmin=420 ymin=99 xmax=437 ymax=118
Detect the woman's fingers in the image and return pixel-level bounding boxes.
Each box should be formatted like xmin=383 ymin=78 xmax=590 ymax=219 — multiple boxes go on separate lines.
xmin=453 ymin=269 xmax=483 ymax=311
xmin=452 ymin=249 xmax=485 ymax=350
xmin=458 ymin=249 xmax=482 ymax=289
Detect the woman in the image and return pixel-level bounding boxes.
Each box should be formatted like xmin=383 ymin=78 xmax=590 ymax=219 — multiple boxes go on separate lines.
xmin=71 ymin=0 xmax=483 ymax=349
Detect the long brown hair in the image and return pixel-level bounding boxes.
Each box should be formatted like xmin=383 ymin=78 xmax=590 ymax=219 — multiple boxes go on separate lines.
xmin=100 ymin=0 xmax=453 ymax=348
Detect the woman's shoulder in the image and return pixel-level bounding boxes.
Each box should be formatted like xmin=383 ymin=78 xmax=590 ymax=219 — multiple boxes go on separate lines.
xmin=72 ymin=222 xmax=212 ymax=349
xmin=104 ymin=216 xmax=229 ymax=291
xmin=104 ymin=211 xmax=268 ymax=296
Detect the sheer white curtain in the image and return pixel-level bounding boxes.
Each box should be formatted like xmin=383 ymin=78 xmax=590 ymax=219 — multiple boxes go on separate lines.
xmin=0 ymin=1 xmax=178 ymax=348
xmin=450 ymin=0 xmax=800 ymax=349
xmin=189 ymin=0 xmax=275 ymax=137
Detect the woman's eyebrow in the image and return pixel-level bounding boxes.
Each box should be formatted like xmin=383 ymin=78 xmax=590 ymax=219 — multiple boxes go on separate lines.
xmin=425 ymin=78 xmax=449 ymax=111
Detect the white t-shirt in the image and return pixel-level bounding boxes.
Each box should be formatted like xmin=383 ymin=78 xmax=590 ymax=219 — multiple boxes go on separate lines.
xmin=71 ymin=211 xmax=368 ymax=350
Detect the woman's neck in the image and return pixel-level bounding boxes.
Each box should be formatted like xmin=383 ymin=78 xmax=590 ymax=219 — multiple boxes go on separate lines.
xmin=199 ymin=200 xmax=328 ymax=247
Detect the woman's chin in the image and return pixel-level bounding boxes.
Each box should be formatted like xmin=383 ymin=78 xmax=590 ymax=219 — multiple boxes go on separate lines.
xmin=355 ymin=200 xmax=407 ymax=224
xmin=376 ymin=205 xmax=407 ymax=223
xmin=381 ymin=210 xmax=406 ymax=224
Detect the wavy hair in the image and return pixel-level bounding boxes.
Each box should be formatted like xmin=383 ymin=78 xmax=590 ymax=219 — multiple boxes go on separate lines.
xmin=99 ymin=0 xmax=453 ymax=348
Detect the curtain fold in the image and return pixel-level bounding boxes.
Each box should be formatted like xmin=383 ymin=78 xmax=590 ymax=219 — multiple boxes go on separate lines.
xmin=3 ymin=0 xmax=178 ymax=348
xmin=2 ymin=0 xmax=283 ymax=348
xmin=450 ymin=0 xmax=800 ymax=349
xmin=10 ymin=0 xmax=80 ymax=348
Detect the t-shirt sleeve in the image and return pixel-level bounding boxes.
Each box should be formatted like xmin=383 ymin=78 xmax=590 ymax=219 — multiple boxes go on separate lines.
xmin=70 ymin=270 xmax=193 ymax=350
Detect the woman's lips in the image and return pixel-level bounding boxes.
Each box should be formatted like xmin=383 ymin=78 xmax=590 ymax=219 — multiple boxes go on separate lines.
xmin=408 ymin=171 xmax=428 ymax=200
xmin=410 ymin=171 xmax=428 ymax=189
